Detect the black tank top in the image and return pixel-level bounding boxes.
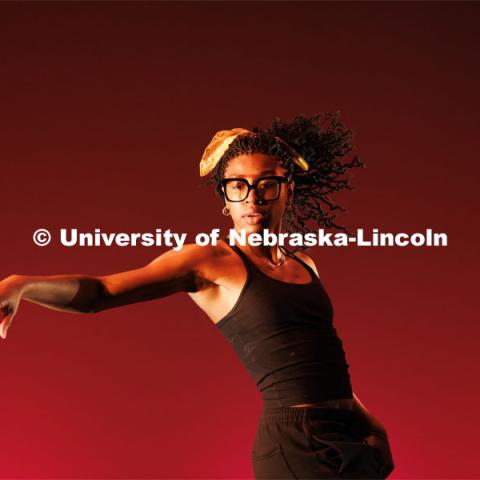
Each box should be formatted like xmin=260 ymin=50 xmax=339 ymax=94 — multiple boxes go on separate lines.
xmin=216 ymin=240 xmax=353 ymax=407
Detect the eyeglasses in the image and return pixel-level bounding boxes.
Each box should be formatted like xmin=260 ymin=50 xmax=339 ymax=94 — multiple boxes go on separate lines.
xmin=221 ymin=175 xmax=291 ymax=202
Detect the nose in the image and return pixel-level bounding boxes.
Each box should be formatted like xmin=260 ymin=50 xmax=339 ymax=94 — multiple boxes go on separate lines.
xmin=245 ymin=186 xmax=261 ymax=203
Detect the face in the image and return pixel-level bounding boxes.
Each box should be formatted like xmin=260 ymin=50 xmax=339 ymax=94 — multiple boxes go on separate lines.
xmin=221 ymin=153 xmax=294 ymax=236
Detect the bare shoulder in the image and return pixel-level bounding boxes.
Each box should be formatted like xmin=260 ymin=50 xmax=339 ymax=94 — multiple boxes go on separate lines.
xmin=148 ymin=241 xmax=229 ymax=266
xmin=151 ymin=243 xmax=223 ymax=264
xmin=293 ymin=250 xmax=320 ymax=278
xmin=146 ymin=240 xmax=234 ymax=288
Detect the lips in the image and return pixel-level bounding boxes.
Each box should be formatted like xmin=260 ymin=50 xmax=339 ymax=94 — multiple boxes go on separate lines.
xmin=244 ymin=210 xmax=265 ymax=218
xmin=243 ymin=210 xmax=267 ymax=224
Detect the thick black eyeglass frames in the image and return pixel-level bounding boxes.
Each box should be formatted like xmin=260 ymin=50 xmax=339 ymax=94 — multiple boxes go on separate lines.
xmin=221 ymin=175 xmax=291 ymax=202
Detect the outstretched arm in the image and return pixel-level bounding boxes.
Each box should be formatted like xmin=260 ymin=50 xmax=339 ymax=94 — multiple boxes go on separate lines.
xmin=0 ymin=243 xmax=214 ymax=339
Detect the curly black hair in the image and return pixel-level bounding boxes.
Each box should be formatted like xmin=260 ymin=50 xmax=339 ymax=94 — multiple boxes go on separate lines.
xmin=202 ymin=112 xmax=365 ymax=247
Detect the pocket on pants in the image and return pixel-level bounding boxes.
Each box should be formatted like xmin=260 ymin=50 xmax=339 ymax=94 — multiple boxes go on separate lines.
xmin=308 ymin=425 xmax=383 ymax=479
xmin=252 ymin=443 xmax=297 ymax=480
xmin=309 ymin=434 xmax=344 ymax=473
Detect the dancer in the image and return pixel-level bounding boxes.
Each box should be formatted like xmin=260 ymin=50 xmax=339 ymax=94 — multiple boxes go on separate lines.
xmin=0 ymin=113 xmax=394 ymax=478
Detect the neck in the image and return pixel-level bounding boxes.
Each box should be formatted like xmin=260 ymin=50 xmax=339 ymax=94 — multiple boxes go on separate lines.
xmin=249 ymin=242 xmax=283 ymax=264
xmin=232 ymin=225 xmax=284 ymax=264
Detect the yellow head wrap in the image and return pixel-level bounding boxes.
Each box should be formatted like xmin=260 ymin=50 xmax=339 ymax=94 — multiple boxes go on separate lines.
xmin=199 ymin=128 xmax=309 ymax=177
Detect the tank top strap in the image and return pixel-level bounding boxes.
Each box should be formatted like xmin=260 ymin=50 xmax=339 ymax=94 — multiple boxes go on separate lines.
xmin=221 ymin=236 xmax=317 ymax=284
xmin=280 ymin=246 xmax=319 ymax=281
xmin=220 ymin=237 xmax=255 ymax=276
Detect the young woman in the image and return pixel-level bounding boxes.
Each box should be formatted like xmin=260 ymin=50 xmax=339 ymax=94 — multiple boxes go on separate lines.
xmin=0 ymin=114 xmax=394 ymax=479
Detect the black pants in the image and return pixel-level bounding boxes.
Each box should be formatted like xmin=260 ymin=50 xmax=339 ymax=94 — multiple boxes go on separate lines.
xmin=251 ymin=405 xmax=386 ymax=479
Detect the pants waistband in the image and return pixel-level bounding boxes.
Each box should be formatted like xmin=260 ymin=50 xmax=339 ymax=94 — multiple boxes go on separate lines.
xmin=262 ymin=405 xmax=352 ymax=419
xmin=260 ymin=404 xmax=369 ymax=428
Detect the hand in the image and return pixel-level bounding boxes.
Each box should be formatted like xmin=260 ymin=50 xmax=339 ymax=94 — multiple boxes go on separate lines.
xmin=364 ymin=432 xmax=395 ymax=477
xmin=0 ymin=276 xmax=23 ymax=339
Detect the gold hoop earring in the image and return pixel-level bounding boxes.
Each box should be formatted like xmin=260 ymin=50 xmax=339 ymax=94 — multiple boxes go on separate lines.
xmin=222 ymin=206 xmax=230 ymax=216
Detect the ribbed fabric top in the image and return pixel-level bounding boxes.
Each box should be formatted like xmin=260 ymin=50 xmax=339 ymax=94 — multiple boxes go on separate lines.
xmin=216 ymin=240 xmax=353 ymax=407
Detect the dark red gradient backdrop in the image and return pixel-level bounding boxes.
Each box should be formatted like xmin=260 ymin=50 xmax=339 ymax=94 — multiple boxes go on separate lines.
xmin=1 ymin=2 xmax=478 ymax=478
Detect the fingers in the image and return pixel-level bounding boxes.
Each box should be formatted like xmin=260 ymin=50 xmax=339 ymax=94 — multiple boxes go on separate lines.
xmin=0 ymin=315 xmax=11 ymax=339
xmin=0 ymin=304 xmax=13 ymax=339
xmin=0 ymin=314 xmax=12 ymax=339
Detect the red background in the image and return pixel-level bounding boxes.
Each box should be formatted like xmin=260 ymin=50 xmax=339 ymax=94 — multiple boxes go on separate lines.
xmin=1 ymin=2 xmax=478 ymax=478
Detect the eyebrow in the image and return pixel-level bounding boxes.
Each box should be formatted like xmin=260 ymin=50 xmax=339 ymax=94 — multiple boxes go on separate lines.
xmin=225 ymin=170 xmax=278 ymax=177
